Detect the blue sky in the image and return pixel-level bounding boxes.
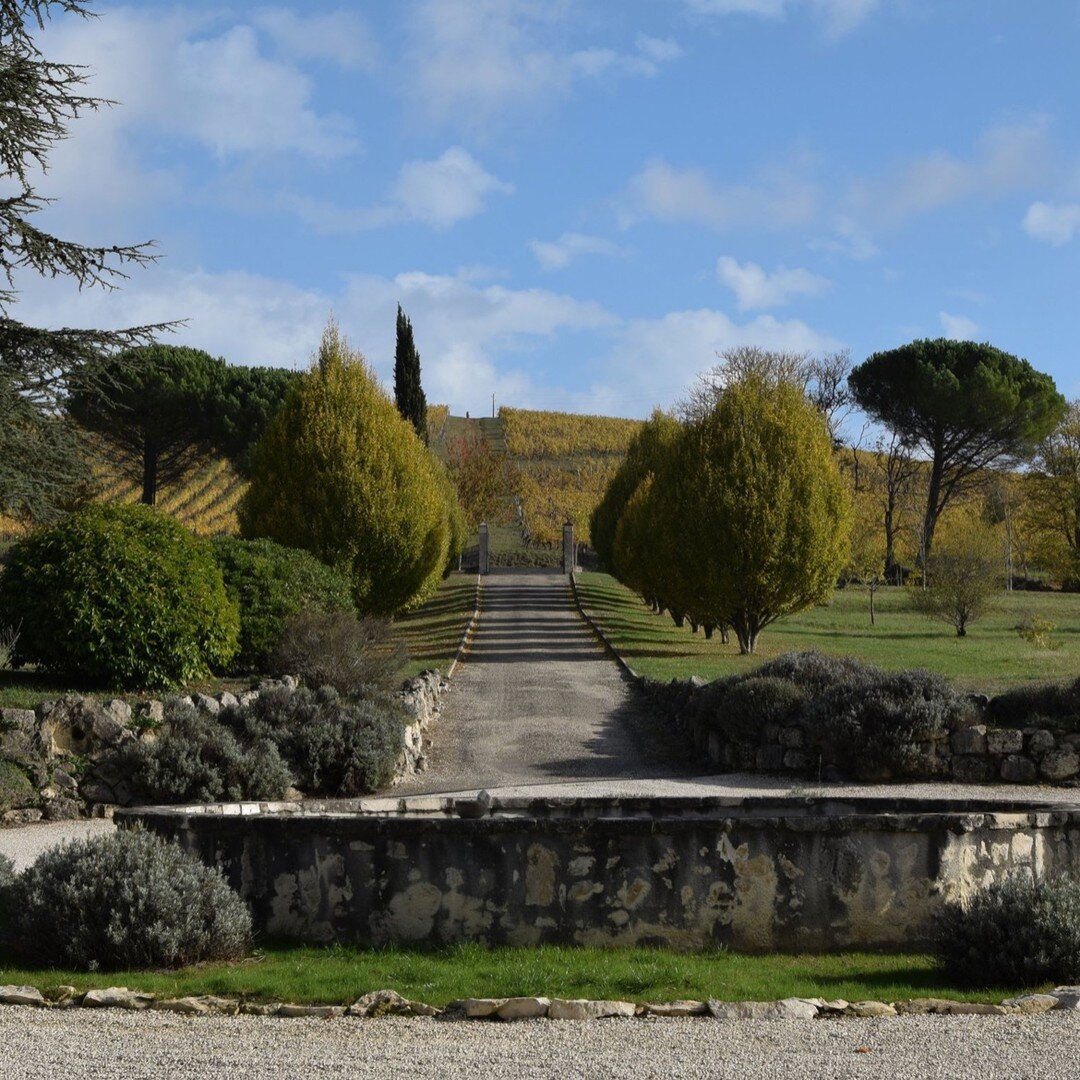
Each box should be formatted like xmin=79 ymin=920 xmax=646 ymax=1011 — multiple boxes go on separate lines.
xmin=21 ymin=0 xmax=1080 ymax=419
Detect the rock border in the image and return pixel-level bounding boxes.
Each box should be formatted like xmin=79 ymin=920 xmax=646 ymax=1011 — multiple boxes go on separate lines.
xmin=1 ymin=984 xmax=1077 ymax=1021
xmin=568 ymin=572 xmax=639 ymax=682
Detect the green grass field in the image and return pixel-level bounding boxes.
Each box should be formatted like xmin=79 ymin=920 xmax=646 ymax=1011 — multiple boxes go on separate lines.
xmin=394 ymin=572 xmax=479 ymax=679
xmin=576 ymin=572 xmax=1080 ymax=693
xmin=0 ymin=944 xmax=1034 ymax=1006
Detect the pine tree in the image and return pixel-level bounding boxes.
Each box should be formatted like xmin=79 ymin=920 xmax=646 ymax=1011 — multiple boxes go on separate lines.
xmin=393 ymin=304 xmax=427 ymax=442
xmin=0 ymin=2 xmax=171 ymax=521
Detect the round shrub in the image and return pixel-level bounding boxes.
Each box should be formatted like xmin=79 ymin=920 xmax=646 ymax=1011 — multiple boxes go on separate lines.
xmin=0 ymin=504 xmax=239 ymax=689
xmin=713 ymin=676 xmax=807 ymax=742
xmin=115 ymin=699 xmax=292 ymax=804
xmin=755 ymin=651 xmax=872 ymax=696
xmin=3 ymin=829 xmax=252 ymax=970
xmin=935 ymin=874 xmax=1080 ymax=987
xmin=809 ymin=667 xmax=975 ymax=780
xmin=227 ymin=684 xmax=406 ymax=796
xmin=270 ymin=609 xmax=407 ymax=694
xmin=211 ymin=536 xmax=355 ymax=674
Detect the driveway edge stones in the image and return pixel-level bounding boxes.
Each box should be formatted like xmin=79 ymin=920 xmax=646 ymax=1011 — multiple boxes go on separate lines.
xmin=568 ymin=571 xmax=641 ymax=683
xmin=446 ymin=573 xmax=483 ymax=680
xmin=2 ymin=985 xmax=1077 ymax=1021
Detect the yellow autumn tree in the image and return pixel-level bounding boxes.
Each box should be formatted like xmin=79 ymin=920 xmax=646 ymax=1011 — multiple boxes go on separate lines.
xmin=670 ymin=376 xmax=851 ymax=654
xmin=239 ymin=323 xmax=457 ymax=616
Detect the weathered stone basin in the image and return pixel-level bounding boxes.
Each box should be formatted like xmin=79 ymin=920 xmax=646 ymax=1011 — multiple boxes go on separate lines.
xmin=118 ymin=793 xmax=1080 ymax=952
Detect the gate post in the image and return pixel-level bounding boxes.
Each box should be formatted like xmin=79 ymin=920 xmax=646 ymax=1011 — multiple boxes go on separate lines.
xmin=562 ymin=521 xmax=575 ymax=575
xmin=478 ymin=522 xmax=490 ymax=576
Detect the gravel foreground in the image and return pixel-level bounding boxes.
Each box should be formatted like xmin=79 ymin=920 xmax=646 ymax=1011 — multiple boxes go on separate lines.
xmin=3 ymin=1010 xmax=1080 ymax=1080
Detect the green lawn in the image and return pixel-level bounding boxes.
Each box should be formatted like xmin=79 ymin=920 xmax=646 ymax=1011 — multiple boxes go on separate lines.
xmin=394 ymin=572 xmax=479 ymax=679
xmin=0 ymin=672 xmax=251 ymax=711
xmin=576 ymin=572 xmax=1080 ymax=693
xmin=0 ymin=944 xmax=1036 ymax=1006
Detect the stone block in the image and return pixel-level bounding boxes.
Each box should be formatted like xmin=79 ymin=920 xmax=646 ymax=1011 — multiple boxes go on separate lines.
xmin=1000 ymin=755 xmax=1037 ymax=783
xmin=1040 ymin=749 xmax=1080 ymax=782
xmin=755 ymin=745 xmax=785 ymax=772
xmin=950 ymin=725 xmax=987 ymax=756
xmin=548 ymin=999 xmax=635 ymax=1020
xmin=708 ymin=998 xmax=819 ymax=1020
xmin=639 ymin=1000 xmax=708 ymax=1017
xmin=192 ymin=693 xmax=221 ymax=716
xmin=218 ymin=691 xmax=241 ymax=711
xmin=1002 ymin=994 xmax=1060 ymax=1014
xmin=276 ymin=1004 xmax=345 ymax=1019
xmin=1026 ymin=729 xmax=1056 ymax=756
xmin=0 ymin=985 xmax=47 ymax=1007
xmin=845 ymin=1001 xmax=896 ymax=1017
xmin=347 ymin=990 xmax=439 ymax=1018
xmin=81 ymin=987 xmax=155 ymax=1010
xmin=987 ymin=728 xmax=1024 ymax=755
xmin=496 ymin=997 xmax=551 ymax=1020
xmin=951 ymin=755 xmax=996 ymax=783
xmin=42 ymin=797 xmax=81 ymax=822
xmin=782 ymin=750 xmax=812 ymax=772
xmin=459 ymin=998 xmax=505 ymax=1018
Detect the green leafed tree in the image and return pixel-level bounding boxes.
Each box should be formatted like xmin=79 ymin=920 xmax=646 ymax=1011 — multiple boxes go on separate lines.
xmin=393 ymin=304 xmax=427 ymax=442
xmin=239 ymin=323 xmax=457 ymax=616
xmin=0 ymin=1 xmax=171 ymax=522
xmin=68 ymin=346 xmax=298 ymax=506
xmin=670 ymin=377 xmax=851 ymax=655
xmin=849 ymin=339 xmax=1066 ymax=566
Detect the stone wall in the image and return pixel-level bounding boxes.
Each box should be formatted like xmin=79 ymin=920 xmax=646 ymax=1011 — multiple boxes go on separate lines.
xmin=120 ymin=794 xmax=1080 ymax=952
xmin=0 ymin=671 xmax=447 ymax=822
xmin=641 ymin=677 xmax=1080 ymax=786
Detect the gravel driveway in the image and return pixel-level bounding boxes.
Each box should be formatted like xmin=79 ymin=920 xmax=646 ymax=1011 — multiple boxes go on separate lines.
xmin=2 ymin=1009 xmax=1079 ymax=1080
xmin=396 ymin=569 xmax=695 ymax=794
xmin=0 ymin=818 xmax=114 ymax=871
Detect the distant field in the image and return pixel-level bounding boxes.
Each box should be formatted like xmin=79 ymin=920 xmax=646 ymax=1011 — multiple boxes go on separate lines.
xmin=0 ymin=441 xmax=246 ymax=540
xmin=576 ymin=572 xmax=1080 ymax=693
xmin=500 ymin=407 xmax=642 ymax=546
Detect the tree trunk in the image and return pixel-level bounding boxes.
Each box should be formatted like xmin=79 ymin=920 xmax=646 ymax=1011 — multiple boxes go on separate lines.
xmin=671 ymin=612 xmax=685 ymax=628
xmin=921 ymin=444 xmax=946 ymax=575
xmin=869 ymin=586 xmax=876 ymax=626
xmin=141 ymin=438 xmax=158 ymax=506
xmin=703 ymin=624 xmax=714 ymax=640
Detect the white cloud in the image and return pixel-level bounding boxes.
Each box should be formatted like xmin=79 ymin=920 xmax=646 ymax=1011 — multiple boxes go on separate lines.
xmin=621 ymin=157 xmax=817 ymax=231
xmin=591 ymin=307 xmax=843 ymax=414
xmin=939 ymin=312 xmax=980 ymax=340
xmin=405 ymin=0 xmax=680 ymax=128
xmin=1022 ymin=201 xmax=1080 ymax=246
xmin=717 ymin=256 xmax=831 ymax=310
xmin=284 ymin=148 xmax=512 ymax=233
xmin=529 ymin=232 xmax=623 ymax=270
xmin=850 ymin=117 xmax=1051 ymax=228
xmin=809 ymin=216 xmax=879 ymax=260
xmin=684 ymin=0 xmax=879 ymax=36
xmin=252 ymin=8 xmax=378 ymax=70
xmin=393 ymin=148 xmax=514 ymax=228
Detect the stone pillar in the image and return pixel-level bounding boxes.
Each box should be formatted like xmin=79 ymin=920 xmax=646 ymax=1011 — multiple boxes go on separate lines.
xmin=562 ymin=521 xmax=575 ymax=575
xmin=478 ymin=522 xmax=490 ymax=576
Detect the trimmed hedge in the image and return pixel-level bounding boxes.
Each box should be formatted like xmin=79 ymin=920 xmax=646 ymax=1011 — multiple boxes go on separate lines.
xmin=988 ymin=677 xmax=1080 ymax=732
xmin=211 ymin=536 xmax=355 ymax=674
xmin=1 ymin=829 xmax=251 ymax=970
xmin=0 ymin=504 xmax=238 ymax=689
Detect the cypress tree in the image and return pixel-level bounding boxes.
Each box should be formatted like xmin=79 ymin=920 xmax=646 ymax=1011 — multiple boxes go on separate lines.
xmin=393 ymin=304 xmax=428 ymax=442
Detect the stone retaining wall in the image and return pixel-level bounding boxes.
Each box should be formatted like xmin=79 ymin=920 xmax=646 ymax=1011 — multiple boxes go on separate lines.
xmin=0 ymin=671 xmax=447 ymax=822
xmin=642 ymin=677 xmax=1080 ymax=786
xmin=120 ymin=794 xmax=1080 ymax=952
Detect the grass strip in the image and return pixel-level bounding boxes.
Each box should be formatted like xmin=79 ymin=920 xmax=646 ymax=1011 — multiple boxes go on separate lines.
xmin=0 ymin=944 xmax=1041 ymax=1006
xmin=575 ymin=571 xmax=1080 ymax=693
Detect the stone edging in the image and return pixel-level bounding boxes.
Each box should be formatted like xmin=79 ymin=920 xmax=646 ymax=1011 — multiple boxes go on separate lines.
xmin=568 ymin=572 xmax=640 ymax=682
xmin=447 ymin=573 xmax=483 ymax=680
xmin=1 ymin=985 xmax=1077 ymax=1021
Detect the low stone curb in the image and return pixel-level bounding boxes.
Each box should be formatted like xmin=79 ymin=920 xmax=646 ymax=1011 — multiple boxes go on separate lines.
xmin=2 ymin=985 xmax=1078 ymax=1021
xmin=568 ymin=572 xmax=640 ymax=683
xmin=447 ymin=573 xmax=483 ymax=680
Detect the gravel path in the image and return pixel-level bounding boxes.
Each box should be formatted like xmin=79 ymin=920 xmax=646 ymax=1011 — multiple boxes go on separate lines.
xmin=396 ymin=569 xmax=694 ymax=794
xmin=0 ymin=818 xmax=114 ymax=871
xmin=2 ymin=1010 xmax=1079 ymax=1080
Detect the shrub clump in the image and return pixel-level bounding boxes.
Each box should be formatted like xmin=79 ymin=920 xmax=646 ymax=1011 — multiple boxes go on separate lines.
xmin=0 ymin=504 xmax=238 ymax=689
xmin=116 ymin=700 xmax=292 ymax=804
xmin=988 ymin=678 xmax=1080 ymax=732
xmin=807 ymin=667 xmax=974 ymax=780
xmin=270 ymin=609 xmax=407 ymax=694
xmin=1 ymin=829 xmax=251 ymax=970
xmin=712 ymin=676 xmax=806 ymax=743
xmin=227 ymin=684 xmax=406 ymax=796
xmin=935 ymin=874 xmax=1080 ymax=987
xmin=211 ymin=536 xmax=355 ymax=674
